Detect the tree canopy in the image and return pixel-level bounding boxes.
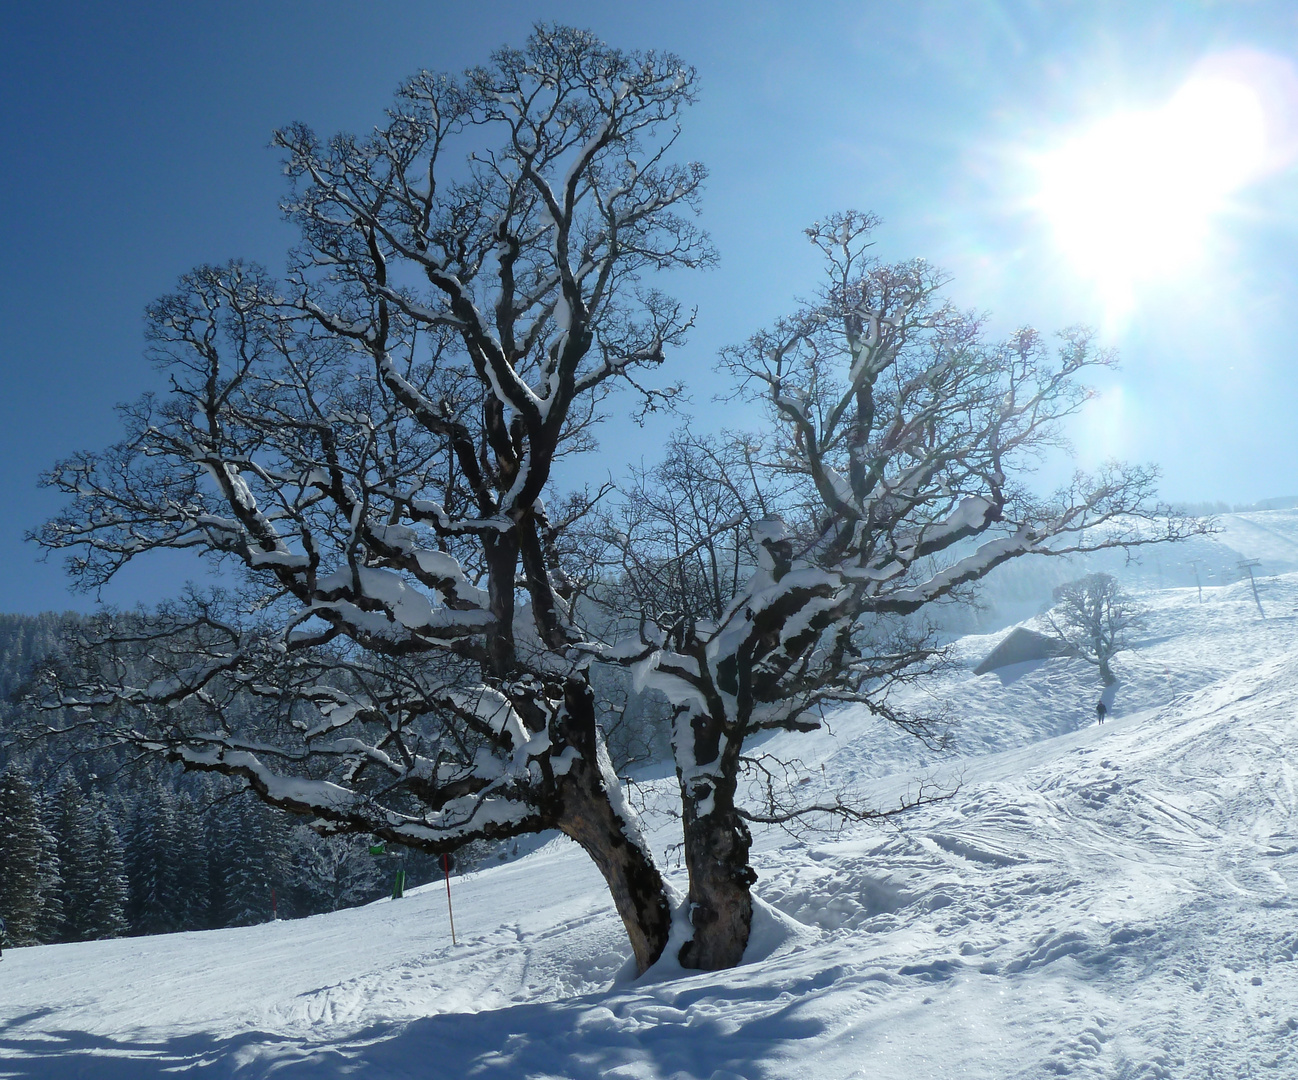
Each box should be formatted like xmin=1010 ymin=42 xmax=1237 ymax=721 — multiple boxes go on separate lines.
xmin=30 ymin=28 xmax=1198 ymax=973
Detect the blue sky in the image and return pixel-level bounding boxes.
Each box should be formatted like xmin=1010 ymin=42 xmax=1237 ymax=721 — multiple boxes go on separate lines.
xmin=3 ymin=1 xmax=1296 ymax=613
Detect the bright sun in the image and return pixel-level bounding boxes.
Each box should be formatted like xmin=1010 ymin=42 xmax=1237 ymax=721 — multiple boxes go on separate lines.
xmin=1036 ymin=75 xmax=1268 ymax=306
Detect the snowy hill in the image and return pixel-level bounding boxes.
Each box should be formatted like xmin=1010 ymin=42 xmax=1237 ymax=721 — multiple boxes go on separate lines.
xmin=4 ymin=567 xmax=1298 ymax=1078
xmin=948 ymin=506 xmax=1298 ymax=633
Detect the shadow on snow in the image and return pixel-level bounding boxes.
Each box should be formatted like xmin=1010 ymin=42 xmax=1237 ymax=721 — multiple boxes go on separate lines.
xmin=0 ymin=987 xmax=827 ymax=1080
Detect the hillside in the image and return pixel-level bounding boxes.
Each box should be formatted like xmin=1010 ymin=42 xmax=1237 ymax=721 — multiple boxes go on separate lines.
xmin=2 ymin=550 xmax=1297 ymax=1077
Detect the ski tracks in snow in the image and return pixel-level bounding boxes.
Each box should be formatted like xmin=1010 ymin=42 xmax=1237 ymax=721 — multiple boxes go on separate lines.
xmin=747 ymin=616 xmax=1298 ymax=1078
xmin=5 ymin=576 xmax=1298 ymax=1077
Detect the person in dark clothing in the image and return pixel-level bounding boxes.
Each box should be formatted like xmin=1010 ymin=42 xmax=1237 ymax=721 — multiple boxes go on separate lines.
xmin=1096 ymin=701 xmax=1107 ymax=725
xmin=0 ymin=915 xmax=6 ymax=959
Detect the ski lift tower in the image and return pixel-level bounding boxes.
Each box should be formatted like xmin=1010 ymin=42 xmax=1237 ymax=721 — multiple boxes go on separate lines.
xmin=1238 ymin=559 xmax=1265 ymax=619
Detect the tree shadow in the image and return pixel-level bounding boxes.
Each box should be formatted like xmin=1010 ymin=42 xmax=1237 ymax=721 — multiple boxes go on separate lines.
xmin=0 ymin=1009 xmax=314 ymax=1079
xmin=0 ymin=983 xmax=826 ymax=1079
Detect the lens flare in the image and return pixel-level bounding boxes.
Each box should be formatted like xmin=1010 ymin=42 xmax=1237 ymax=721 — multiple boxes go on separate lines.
xmin=1035 ymin=73 xmax=1268 ymax=308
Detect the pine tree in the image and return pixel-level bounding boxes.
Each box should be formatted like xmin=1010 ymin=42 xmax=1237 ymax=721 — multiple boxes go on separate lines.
xmin=124 ymin=791 xmax=154 ymax=933
xmin=220 ymin=798 xmax=288 ymax=926
xmin=32 ymin=791 xmax=64 ymax=944
xmin=83 ymin=799 xmax=129 ymax=939
xmin=170 ymin=791 xmax=210 ymax=930
xmin=0 ymin=769 xmax=60 ymax=946
xmin=50 ymin=775 xmax=99 ymax=941
xmin=0 ymin=770 xmax=44 ymax=945
xmin=205 ymin=799 xmax=233 ymax=928
xmin=126 ymin=787 xmax=178 ymax=934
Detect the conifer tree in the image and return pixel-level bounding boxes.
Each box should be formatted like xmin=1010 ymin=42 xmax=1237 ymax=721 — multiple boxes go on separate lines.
xmin=220 ymin=798 xmax=289 ymax=926
xmin=126 ymin=787 xmax=181 ymax=934
xmin=0 ymin=770 xmax=60 ymax=945
xmin=171 ymin=791 xmax=211 ymax=930
xmin=33 ymin=811 xmax=65 ymax=944
xmin=84 ymin=797 xmax=129 ymax=939
xmin=205 ymin=799 xmax=234 ymax=929
xmin=51 ymin=775 xmax=100 ymax=941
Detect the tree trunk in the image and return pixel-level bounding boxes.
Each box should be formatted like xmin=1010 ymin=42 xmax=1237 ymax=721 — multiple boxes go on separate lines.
xmin=482 ymin=530 xmax=520 ymax=676
xmin=558 ymin=760 xmax=672 ymax=974
xmin=553 ymin=679 xmax=672 ymax=975
xmin=677 ymin=770 xmax=756 ymax=970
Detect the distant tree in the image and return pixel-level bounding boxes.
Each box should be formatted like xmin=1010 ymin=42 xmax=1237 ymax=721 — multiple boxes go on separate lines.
xmin=1047 ymin=572 xmax=1146 ymax=684
xmin=84 ymin=798 xmax=129 ymax=938
xmin=126 ymin=787 xmax=207 ymax=934
xmin=0 ymin=769 xmax=61 ymax=946
xmin=124 ymin=789 xmax=170 ymax=934
xmin=286 ymin=828 xmax=390 ymax=914
xmin=204 ymin=803 xmax=231 ymax=928
xmin=217 ymin=798 xmax=290 ymax=926
xmin=29 ymin=790 xmax=64 ymax=944
xmin=50 ymin=775 xmax=100 ymax=941
xmin=32 ymin=24 xmax=708 ymax=975
xmin=593 ymin=213 xmax=1200 ymax=968
xmin=50 ymin=779 xmax=130 ymax=941
xmin=0 ymin=613 xmax=76 ymax=703
xmin=172 ymin=791 xmax=213 ymax=928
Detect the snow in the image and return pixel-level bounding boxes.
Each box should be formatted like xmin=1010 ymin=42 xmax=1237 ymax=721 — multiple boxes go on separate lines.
xmin=168 ymin=746 xmax=359 ymax=815
xmin=6 ymin=549 xmax=1298 ymax=1076
xmin=246 ymin=548 xmax=311 ymax=571
xmin=412 ymin=549 xmax=490 ymax=607
xmin=446 ymin=686 xmax=529 ymax=751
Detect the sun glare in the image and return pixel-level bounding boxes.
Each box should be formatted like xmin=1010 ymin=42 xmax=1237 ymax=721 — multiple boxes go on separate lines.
xmin=1035 ymin=74 xmax=1268 ymax=307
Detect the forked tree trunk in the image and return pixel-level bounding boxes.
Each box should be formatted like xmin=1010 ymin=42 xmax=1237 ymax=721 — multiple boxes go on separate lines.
xmin=553 ymin=679 xmax=672 ymax=974
xmin=677 ymin=769 xmax=757 ymax=970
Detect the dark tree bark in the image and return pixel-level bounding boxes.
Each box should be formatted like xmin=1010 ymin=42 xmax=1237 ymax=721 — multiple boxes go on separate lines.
xmin=677 ymin=765 xmax=755 ymax=970
xmin=553 ymin=680 xmax=671 ymax=970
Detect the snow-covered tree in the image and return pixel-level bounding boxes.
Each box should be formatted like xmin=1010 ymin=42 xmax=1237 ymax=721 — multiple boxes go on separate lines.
xmin=126 ymin=787 xmax=209 ymax=934
xmin=1047 ymin=572 xmax=1146 ymax=684
xmin=125 ymin=788 xmax=177 ymax=935
xmin=593 ymin=213 xmax=1201 ymax=968
xmin=50 ymin=779 xmax=130 ymax=942
xmin=0 ymin=769 xmax=61 ymax=946
xmin=50 ymin=775 xmax=100 ymax=941
xmin=286 ymin=828 xmax=391 ymax=914
xmin=33 ymin=25 xmax=708 ymax=973
xmin=29 ymin=790 xmax=65 ymax=944
xmin=84 ymin=798 xmax=130 ymax=939
xmin=215 ymin=798 xmax=290 ymax=926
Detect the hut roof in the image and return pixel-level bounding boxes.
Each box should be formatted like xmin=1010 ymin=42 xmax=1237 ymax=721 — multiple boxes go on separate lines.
xmin=973 ymin=626 xmax=1076 ymax=675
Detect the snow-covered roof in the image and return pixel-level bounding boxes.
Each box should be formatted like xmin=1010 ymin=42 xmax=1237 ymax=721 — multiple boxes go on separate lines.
xmin=972 ymin=626 xmax=1076 ymax=675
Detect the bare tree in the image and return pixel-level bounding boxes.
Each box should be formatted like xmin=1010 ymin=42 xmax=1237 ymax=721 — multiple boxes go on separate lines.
xmin=592 ymin=212 xmax=1202 ymax=968
xmin=1046 ymin=572 xmax=1146 ymax=684
xmin=605 ymin=432 xmax=767 ymax=629
xmin=31 ymin=25 xmax=712 ymax=975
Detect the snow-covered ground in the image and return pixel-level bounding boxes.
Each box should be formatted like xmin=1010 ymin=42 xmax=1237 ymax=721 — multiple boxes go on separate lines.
xmin=5 ymin=529 xmax=1298 ymax=1078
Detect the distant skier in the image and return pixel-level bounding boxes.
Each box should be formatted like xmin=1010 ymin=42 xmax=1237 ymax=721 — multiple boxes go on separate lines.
xmin=1095 ymin=701 xmax=1107 ymax=726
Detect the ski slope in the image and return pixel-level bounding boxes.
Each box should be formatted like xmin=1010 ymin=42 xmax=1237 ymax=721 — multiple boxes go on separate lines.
xmin=3 ymin=553 xmax=1298 ymax=1077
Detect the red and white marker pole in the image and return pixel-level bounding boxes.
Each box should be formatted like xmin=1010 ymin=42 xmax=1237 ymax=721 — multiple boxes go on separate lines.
xmin=443 ymin=853 xmax=457 ymax=945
